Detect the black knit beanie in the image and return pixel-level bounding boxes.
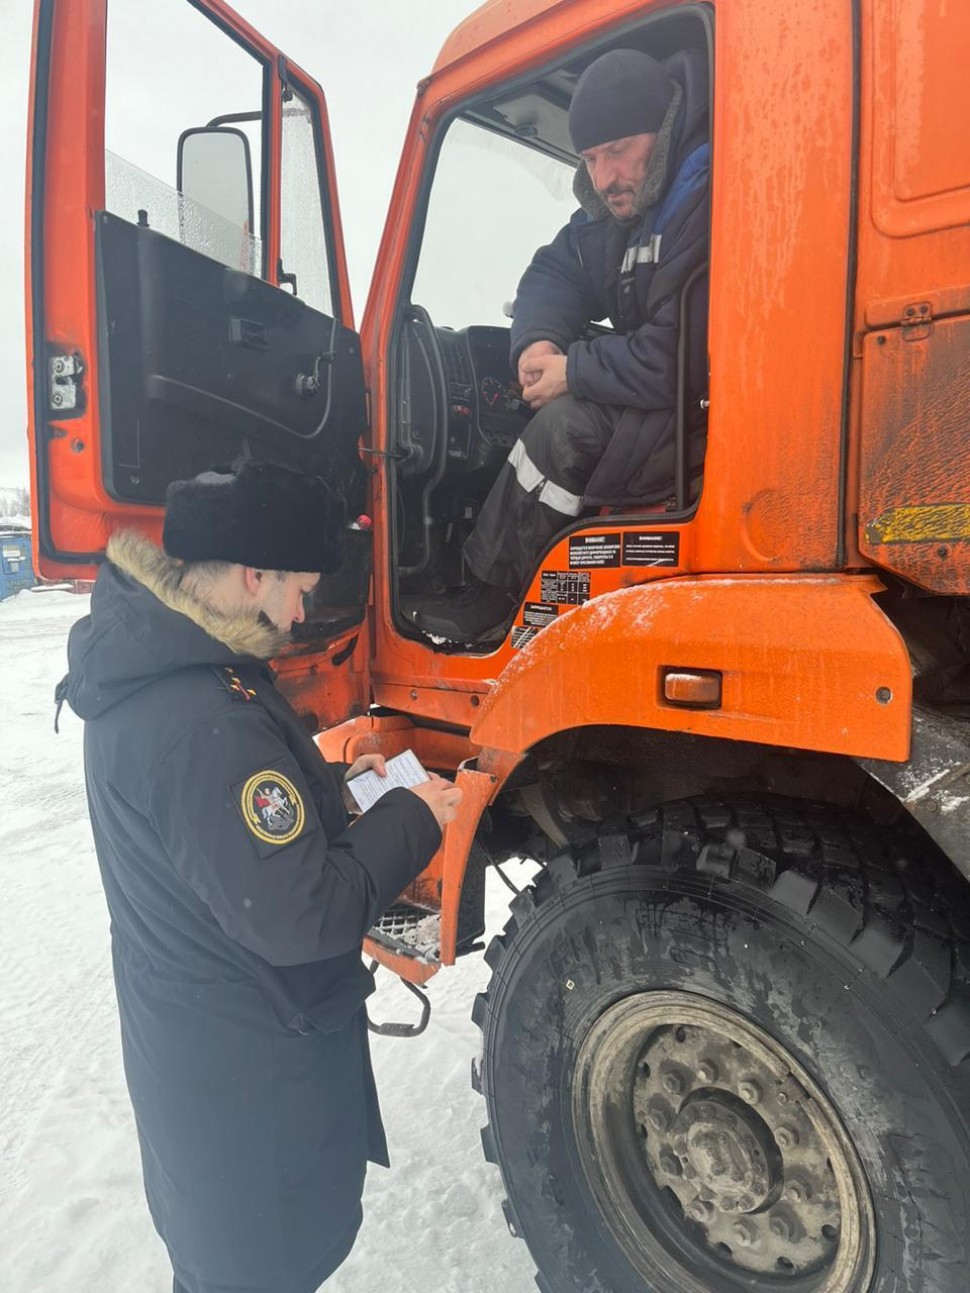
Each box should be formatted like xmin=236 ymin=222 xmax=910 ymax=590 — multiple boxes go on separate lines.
xmin=162 ymin=460 xmax=341 ymax=573
xmin=568 ymin=49 xmax=675 ymax=153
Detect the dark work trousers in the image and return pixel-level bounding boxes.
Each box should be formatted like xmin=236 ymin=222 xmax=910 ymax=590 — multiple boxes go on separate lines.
xmin=463 ymin=394 xmax=623 ymax=591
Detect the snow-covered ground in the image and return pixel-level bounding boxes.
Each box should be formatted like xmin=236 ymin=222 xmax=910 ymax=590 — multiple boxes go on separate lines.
xmin=0 ymin=588 xmax=538 ymax=1293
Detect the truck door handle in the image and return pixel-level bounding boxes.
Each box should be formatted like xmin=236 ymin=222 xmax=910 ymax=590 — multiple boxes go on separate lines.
xmin=229 ymin=317 xmax=269 ymax=351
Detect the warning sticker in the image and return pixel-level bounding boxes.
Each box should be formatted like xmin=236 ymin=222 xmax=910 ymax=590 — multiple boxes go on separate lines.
xmin=540 ymin=570 xmax=590 ymax=605
xmin=622 ymin=531 xmax=681 ymax=567
xmin=569 ymin=533 xmax=621 ymax=568
xmin=522 ymin=601 xmax=559 ymax=628
xmin=510 ymin=625 xmax=539 ymax=650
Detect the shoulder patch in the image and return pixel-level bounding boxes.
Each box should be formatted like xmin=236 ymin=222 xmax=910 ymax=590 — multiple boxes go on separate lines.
xmin=239 ymin=770 xmax=305 ymax=846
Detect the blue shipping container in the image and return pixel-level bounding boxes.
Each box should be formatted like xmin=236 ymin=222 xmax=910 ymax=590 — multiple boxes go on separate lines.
xmin=0 ymin=531 xmax=35 ymax=601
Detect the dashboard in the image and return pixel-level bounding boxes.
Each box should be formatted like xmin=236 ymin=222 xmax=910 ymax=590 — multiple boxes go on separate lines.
xmin=396 ymin=314 xmax=532 ymax=482
xmin=440 ymin=325 xmax=530 ymax=455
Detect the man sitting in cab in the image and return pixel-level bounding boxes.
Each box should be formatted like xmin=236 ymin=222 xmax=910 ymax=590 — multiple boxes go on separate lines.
xmin=407 ymin=47 xmax=710 ymax=643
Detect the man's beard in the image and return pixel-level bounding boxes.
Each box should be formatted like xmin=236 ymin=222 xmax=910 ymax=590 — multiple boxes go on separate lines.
xmin=602 ymin=190 xmax=639 ymax=224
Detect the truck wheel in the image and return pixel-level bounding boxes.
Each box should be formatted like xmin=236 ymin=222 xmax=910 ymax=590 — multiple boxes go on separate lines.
xmin=472 ymin=796 xmax=970 ymax=1293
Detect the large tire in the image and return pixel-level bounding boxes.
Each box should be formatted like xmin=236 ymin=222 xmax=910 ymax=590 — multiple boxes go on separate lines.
xmin=472 ymin=796 xmax=970 ymax=1293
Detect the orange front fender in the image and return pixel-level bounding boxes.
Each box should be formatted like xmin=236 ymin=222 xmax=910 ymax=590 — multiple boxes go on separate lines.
xmin=471 ymin=575 xmax=911 ymax=763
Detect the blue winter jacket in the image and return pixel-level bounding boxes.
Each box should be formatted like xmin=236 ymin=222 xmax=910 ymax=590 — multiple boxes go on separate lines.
xmin=510 ymin=49 xmax=710 ymax=505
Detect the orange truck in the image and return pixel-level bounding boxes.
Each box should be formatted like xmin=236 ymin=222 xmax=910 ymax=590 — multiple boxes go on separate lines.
xmin=27 ymin=0 xmax=970 ymax=1289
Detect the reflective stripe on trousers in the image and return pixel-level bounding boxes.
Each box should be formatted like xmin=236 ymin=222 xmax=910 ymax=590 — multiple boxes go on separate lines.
xmin=507 ymin=439 xmax=584 ymax=517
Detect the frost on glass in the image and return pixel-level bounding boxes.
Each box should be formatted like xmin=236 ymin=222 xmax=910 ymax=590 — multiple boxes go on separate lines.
xmin=411 ymin=119 xmax=579 ymax=329
xmin=105 ymin=151 xmax=261 ymax=275
xmin=280 ymin=95 xmax=333 ymax=317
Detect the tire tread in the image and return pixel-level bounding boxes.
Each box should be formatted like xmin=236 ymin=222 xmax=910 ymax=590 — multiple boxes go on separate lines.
xmin=470 ymin=793 xmax=970 ymax=1287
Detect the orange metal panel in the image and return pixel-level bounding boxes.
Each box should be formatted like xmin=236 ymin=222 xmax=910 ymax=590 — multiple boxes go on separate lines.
xmin=314 ymin=712 xmax=479 ymax=773
xmin=434 ymin=0 xmax=577 ymax=74
xmin=695 ymin=0 xmax=854 ymax=576
xmin=369 ymin=523 xmax=693 ymax=706
xmin=315 ymin=713 xmax=415 ymax=764
xmin=855 ymin=0 xmax=970 ymax=330
xmin=433 ymin=0 xmax=659 ymax=77
xmin=471 ymin=575 xmax=912 ymax=762
xmin=438 ymin=766 xmax=500 ymax=965
xmin=867 ymin=0 xmax=970 ymax=238
xmin=857 ymin=318 xmax=970 ymax=595
xmin=28 ymin=0 xmax=113 ymax=577
xmin=272 ymin=630 xmax=370 ymax=730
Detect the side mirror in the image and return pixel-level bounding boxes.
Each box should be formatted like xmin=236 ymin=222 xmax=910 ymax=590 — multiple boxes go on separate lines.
xmin=176 ymin=126 xmax=256 ymax=272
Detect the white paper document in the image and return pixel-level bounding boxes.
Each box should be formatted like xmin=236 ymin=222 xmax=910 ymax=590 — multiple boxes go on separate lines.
xmin=346 ymin=749 xmax=430 ymax=812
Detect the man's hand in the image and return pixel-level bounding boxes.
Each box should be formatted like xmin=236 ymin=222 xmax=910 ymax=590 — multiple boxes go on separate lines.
xmin=342 ymin=753 xmax=386 ymax=813
xmin=521 ymin=353 xmax=569 ymax=410
xmin=517 ymin=340 xmax=563 ymax=391
xmin=408 ymin=774 xmax=463 ymax=831
xmin=345 ymin=753 xmax=386 ymax=782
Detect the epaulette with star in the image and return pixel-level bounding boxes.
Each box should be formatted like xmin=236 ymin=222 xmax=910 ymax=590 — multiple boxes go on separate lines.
xmin=215 ymin=666 xmax=257 ymax=702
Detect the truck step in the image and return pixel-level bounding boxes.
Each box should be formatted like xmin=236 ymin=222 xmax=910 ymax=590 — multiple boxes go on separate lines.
xmin=368 ymin=901 xmax=440 ymax=962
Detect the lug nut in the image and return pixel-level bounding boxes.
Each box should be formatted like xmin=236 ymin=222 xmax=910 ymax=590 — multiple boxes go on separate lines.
xmin=662 ymin=1069 xmax=686 ymax=1096
xmin=739 ymin=1079 xmax=762 ymax=1105
xmin=786 ymin=1180 xmax=812 ymax=1204
xmin=770 ymin=1214 xmax=794 ymax=1241
xmin=688 ymin=1198 xmax=715 ymax=1224
xmin=736 ymin=1194 xmax=755 ymax=1212
xmin=659 ymin=1152 xmax=682 ymax=1178
xmin=776 ymin=1125 xmax=799 ymax=1150
xmin=648 ymin=1107 xmax=671 ymax=1132
xmin=733 ymin=1221 xmax=756 ymax=1247
xmin=697 ymin=1059 xmax=719 ymax=1083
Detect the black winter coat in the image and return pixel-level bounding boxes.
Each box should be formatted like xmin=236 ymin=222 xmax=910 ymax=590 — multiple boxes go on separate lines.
xmin=62 ymin=532 xmax=441 ymax=1293
xmin=510 ymin=50 xmax=710 ymax=505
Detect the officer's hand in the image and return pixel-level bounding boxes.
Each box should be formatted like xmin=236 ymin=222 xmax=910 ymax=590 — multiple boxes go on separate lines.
xmin=522 ymin=353 xmax=569 ymax=409
xmin=342 ymin=753 xmax=386 ymax=814
xmin=517 ymin=340 xmax=562 ymax=391
xmin=345 ymin=753 xmax=386 ymax=782
xmin=408 ymin=774 xmax=463 ymax=831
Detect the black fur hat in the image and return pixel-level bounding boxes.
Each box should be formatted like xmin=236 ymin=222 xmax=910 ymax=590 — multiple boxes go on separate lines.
xmin=162 ymin=460 xmax=342 ymax=573
xmin=568 ymin=49 xmax=674 ymax=153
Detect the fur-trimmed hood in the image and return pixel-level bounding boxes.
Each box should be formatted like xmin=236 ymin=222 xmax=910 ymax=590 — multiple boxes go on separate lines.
xmin=63 ymin=531 xmax=285 ymax=722
xmin=107 ymin=531 xmax=287 ymax=659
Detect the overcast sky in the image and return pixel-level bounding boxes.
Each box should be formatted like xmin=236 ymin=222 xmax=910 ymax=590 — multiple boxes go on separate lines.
xmin=0 ymin=0 xmax=483 ymax=487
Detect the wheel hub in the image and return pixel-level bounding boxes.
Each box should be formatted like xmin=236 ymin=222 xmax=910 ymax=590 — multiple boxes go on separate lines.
xmin=573 ymin=992 xmax=875 ymax=1292
xmin=670 ymin=1095 xmax=777 ymax=1209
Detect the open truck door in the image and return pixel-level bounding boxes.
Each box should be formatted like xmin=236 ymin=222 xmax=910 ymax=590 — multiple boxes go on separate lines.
xmin=26 ymin=0 xmax=371 ymax=727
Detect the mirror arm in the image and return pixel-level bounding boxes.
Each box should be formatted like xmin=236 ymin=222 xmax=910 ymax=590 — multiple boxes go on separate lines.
xmin=205 ymin=109 xmax=262 ymax=129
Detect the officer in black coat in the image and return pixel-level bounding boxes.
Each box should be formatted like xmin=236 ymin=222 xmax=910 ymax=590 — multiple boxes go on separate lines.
xmin=60 ymin=461 xmax=462 ymax=1293
xmin=407 ymin=48 xmax=710 ymax=642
